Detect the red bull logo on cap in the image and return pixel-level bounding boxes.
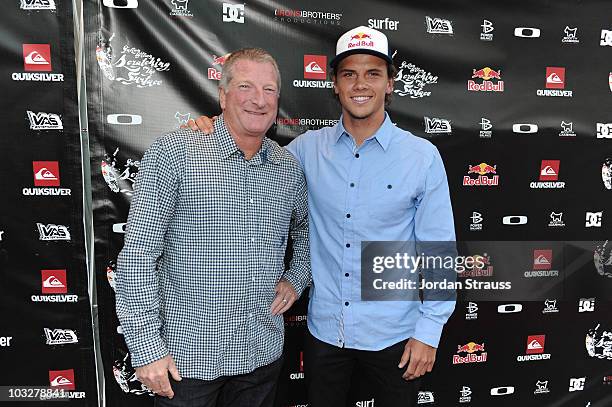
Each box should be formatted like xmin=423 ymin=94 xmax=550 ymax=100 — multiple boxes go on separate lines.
xmin=351 ymin=32 xmax=372 ymax=40
xmin=468 ymin=67 xmax=504 ymax=92
xmin=348 ymin=40 xmax=375 ymax=49
xmin=348 ymin=32 xmax=375 ymax=49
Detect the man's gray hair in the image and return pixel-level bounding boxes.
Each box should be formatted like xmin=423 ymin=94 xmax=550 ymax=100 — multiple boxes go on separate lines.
xmin=219 ymin=48 xmax=281 ymax=95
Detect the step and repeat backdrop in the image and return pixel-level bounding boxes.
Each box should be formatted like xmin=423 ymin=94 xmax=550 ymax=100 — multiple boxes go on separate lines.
xmin=0 ymin=0 xmax=98 ymax=405
xmin=83 ymin=1 xmax=612 ymax=406
xmin=2 ymin=0 xmax=612 ymax=406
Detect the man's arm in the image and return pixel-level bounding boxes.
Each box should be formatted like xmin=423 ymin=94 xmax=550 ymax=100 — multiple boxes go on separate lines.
xmin=400 ymin=146 xmax=456 ymax=380
xmin=270 ymin=168 xmax=311 ymax=315
xmin=116 ymin=137 xmax=182 ymax=369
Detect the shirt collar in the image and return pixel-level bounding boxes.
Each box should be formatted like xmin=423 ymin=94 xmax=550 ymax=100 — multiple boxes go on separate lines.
xmin=333 ymin=112 xmax=394 ymax=151
xmin=215 ymin=114 xmax=282 ymax=165
xmin=261 ymin=137 xmax=283 ymax=165
xmin=215 ymin=114 xmax=241 ymax=160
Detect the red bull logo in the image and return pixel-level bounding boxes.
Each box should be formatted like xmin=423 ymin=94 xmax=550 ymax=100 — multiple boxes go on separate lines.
xmin=467 ymin=163 xmax=496 ymax=175
xmin=468 ymin=67 xmax=504 ymax=92
xmin=351 ymin=33 xmax=372 ymax=40
xmin=457 ymin=342 xmax=486 ymax=354
xmin=464 ymin=163 xmax=499 ymax=186
xmin=453 ymin=342 xmax=488 ymax=364
xmin=212 ymin=53 xmax=231 ymax=66
xmin=458 ymin=253 xmax=493 ymax=277
xmin=348 ymin=32 xmax=375 ymax=49
xmin=209 ymin=53 xmax=231 ymax=81
xmin=472 ymin=67 xmax=501 ymax=80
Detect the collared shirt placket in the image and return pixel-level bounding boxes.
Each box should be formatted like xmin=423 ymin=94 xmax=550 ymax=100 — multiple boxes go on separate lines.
xmin=339 ymin=133 xmax=364 ymax=347
xmin=242 ymin=151 xmax=261 ymax=370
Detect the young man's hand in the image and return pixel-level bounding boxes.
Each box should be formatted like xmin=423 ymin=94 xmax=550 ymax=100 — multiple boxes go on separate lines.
xmin=398 ymin=338 xmax=436 ymax=381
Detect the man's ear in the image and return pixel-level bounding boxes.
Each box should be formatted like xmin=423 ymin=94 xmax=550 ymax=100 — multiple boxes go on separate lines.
xmin=386 ymin=78 xmax=393 ymax=95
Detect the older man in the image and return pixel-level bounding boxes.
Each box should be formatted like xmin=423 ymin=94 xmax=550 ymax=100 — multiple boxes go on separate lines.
xmin=116 ymin=48 xmax=310 ymax=407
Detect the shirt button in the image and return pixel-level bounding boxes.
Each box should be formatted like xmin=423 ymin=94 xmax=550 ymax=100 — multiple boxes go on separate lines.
xmin=345 ymin=273 xmax=349 ymax=277
xmin=387 ymin=184 xmax=392 ymax=189
xmin=350 ymin=183 xmax=355 ymax=187
xmin=252 ymin=277 xmax=256 ymax=282
xmin=355 ymin=153 xmax=360 ymax=158
xmin=345 ymin=301 xmax=350 ymax=306
xmin=346 ymin=213 xmax=351 ymax=218
xmin=251 ymin=238 xmax=255 ymax=242
xmin=248 ymin=313 xmax=253 ymax=317
xmin=250 ymin=198 xmax=254 ymax=203
xmin=346 ymin=243 xmax=350 ymax=248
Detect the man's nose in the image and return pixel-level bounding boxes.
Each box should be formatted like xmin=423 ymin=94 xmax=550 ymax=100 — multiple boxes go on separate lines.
xmin=250 ymin=87 xmax=266 ymax=107
xmin=354 ymin=75 xmax=368 ymax=89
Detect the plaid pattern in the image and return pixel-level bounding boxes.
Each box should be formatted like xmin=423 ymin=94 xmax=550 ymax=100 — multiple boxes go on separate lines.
xmin=116 ymin=115 xmax=310 ymax=380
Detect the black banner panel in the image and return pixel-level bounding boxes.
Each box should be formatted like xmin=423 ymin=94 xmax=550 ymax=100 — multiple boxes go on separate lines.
xmin=0 ymin=1 xmax=98 ymax=406
xmin=82 ymin=0 xmax=612 ymax=406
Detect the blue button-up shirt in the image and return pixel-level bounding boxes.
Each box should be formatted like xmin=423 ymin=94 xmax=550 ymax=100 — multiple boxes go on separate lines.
xmin=286 ymin=112 xmax=455 ymax=350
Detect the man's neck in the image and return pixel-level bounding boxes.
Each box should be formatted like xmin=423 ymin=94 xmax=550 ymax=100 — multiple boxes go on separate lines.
xmin=224 ymin=120 xmax=264 ymax=160
xmin=342 ymin=110 xmax=386 ymax=146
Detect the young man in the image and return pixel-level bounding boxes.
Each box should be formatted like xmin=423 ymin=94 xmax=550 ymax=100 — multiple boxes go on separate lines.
xmin=116 ymin=48 xmax=310 ymax=407
xmin=190 ymin=26 xmax=456 ymax=406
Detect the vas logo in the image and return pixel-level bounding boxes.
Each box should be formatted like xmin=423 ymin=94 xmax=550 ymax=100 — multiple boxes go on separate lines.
xmin=425 ymin=16 xmax=453 ymax=34
xmin=424 ymin=117 xmax=451 ymax=134
xmin=44 ymin=328 xmax=78 ymax=345
xmin=37 ymin=223 xmax=70 ymax=241
xmin=20 ymin=0 xmax=56 ymax=10
xmin=27 ymin=111 xmax=63 ymax=130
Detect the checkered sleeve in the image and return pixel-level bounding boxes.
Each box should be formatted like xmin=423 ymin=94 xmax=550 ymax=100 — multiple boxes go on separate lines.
xmin=282 ymin=168 xmax=311 ymax=297
xmin=115 ymin=136 xmax=183 ymax=367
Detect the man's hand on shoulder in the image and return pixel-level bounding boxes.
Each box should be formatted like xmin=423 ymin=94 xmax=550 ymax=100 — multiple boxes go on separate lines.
xmin=271 ymin=278 xmax=298 ymax=315
xmin=135 ymin=354 xmax=182 ymax=398
xmin=398 ymin=338 xmax=436 ymax=381
xmin=180 ymin=115 xmax=217 ymax=134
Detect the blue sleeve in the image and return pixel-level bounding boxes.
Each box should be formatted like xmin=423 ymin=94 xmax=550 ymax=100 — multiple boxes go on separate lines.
xmin=413 ymin=146 xmax=457 ymax=348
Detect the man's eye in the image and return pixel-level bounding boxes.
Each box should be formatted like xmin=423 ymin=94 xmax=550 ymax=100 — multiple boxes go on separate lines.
xmin=239 ymin=84 xmax=250 ymax=89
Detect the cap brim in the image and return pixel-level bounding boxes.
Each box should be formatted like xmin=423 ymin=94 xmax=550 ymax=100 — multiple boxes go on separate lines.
xmin=330 ymin=49 xmax=393 ymax=68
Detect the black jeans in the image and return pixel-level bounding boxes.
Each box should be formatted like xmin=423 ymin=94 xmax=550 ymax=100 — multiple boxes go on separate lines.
xmin=305 ymin=332 xmax=422 ymax=407
xmin=154 ymin=357 xmax=283 ymax=407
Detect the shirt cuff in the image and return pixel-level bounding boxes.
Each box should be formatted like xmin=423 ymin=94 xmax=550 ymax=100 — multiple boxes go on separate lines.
xmin=413 ymin=316 xmax=444 ymax=348
xmin=282 ymin=271 xmax=309 ymax=298
xmin=128 ymin=333 xmax=170 ymax=368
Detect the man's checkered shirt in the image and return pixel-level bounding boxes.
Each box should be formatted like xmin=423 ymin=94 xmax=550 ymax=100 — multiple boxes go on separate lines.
xmin=116 ymin=115 xmax=311 ymax=380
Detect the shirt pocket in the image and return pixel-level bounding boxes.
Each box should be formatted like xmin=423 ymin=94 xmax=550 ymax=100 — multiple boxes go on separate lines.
xmin=366 ymin=177 xmax=415 ymax=225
